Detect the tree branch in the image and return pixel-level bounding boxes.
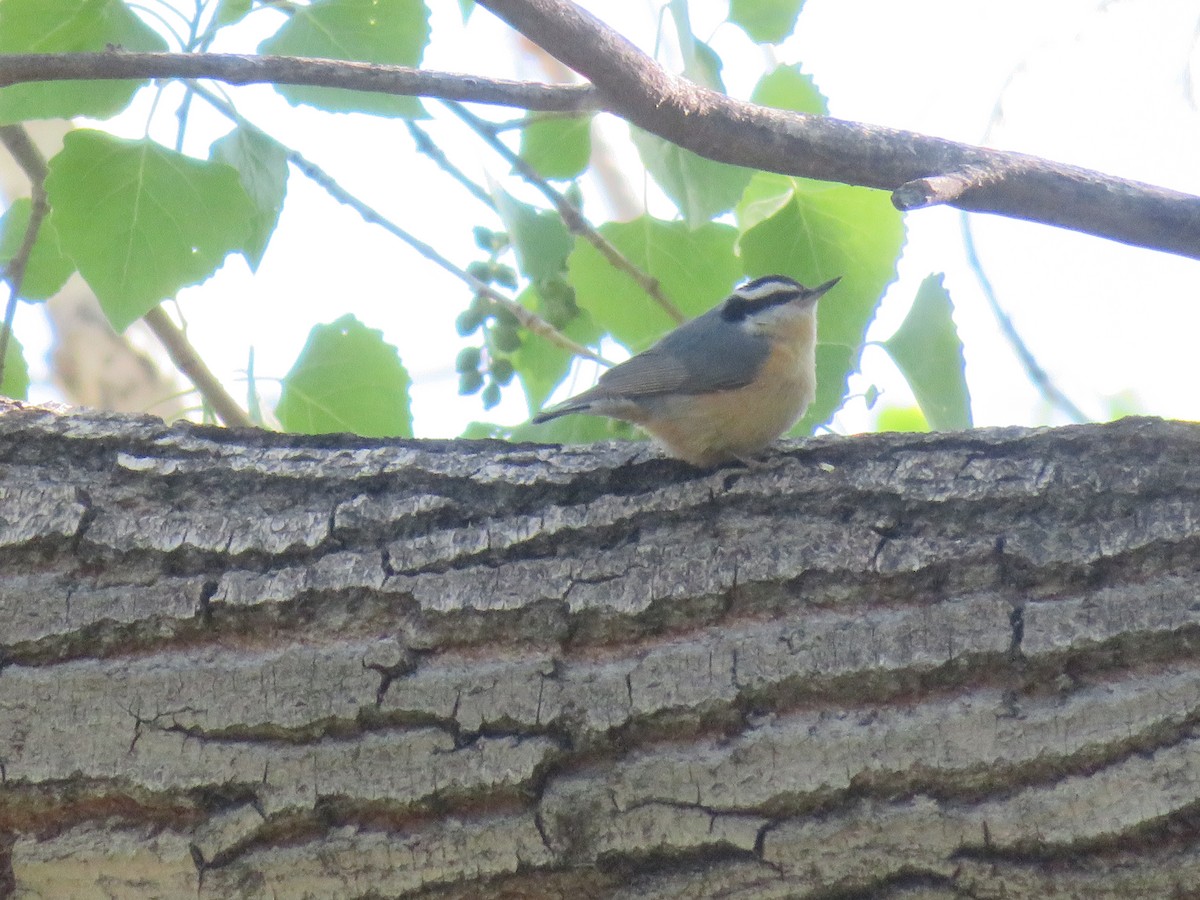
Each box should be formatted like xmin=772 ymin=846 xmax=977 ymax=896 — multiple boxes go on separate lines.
xmin=5 ymin=32 xmax=1199 ymax=258
xmin=0 ymin=52 xmax=598 ymax=112
xmin=475 ymin=0 xmax=1200 ymax=260
xmin=193 ymin=85 xmax=611 ymax=368
xmin=445 ymin=101 xmax=685 ymax=324
xmin=4 ymin=404 xmax=1200 ymax=894
xmin=960 ymin=215 xmax=1089 ymax=424
xmin=405 ymin=121 xmax=496 ymax=211
xmin=142 ymin=307 xmax=253 ymax=428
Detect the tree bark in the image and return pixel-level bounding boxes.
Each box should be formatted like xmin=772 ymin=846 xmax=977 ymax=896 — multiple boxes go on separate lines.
xmin=2 ymin=400 xmax=1199 ymax=898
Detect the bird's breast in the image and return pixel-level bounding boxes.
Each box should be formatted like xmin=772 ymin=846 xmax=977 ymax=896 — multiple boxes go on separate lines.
xmin=639 ymin=337 xmax=817 ymax=466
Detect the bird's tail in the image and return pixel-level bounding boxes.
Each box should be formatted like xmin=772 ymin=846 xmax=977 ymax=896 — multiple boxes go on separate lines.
xmin=530 ymin=400 xmax=590 ymax=424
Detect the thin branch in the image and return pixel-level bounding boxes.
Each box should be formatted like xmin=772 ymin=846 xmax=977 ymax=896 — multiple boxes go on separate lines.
xmin=0 ymin=124 xmax=50 ymax=386
xmin=0 ymin=52 xmax=599 ymax=112
xmin=446 ymin=101 xmax=685 ymax=323
xmin=517 ymin=36 xmax=646 ymax=220
xmin=404 ymin=121 xmax=495 ymax=211
xmin=142 ymin=307 xmax=253 ymax=428
xmin=192 ymin=85 xmax=611 ymax=367
xmin=475 ymin=0 xmax=1200 ymax=260
xmin=960 ymin=215 xmax=1089 ymax=424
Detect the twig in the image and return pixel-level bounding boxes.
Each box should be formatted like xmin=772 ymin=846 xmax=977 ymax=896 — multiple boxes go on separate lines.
xmin=446 ymin=100 xmax=685 ymax=323
xmin=142 ymin=307 xmax=254 ymax=428
xmin=404 ymin=121 xmax=495 ymax=210
xmin=474 ymin=0 xmax=1200 ymax=260
xmin=960 ymin=215 xmax=1088 ymax=424
xmin=0 ymin=125 xmax=50 ymax=386
xmin=0 ymin=52 xmax=599 ymax=112
xmin=192 ymin=85 xmax=611 ymax=367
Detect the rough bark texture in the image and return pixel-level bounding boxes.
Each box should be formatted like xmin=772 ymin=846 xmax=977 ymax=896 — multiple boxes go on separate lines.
xmin=2 ymin=400 xmax=1200 ymax=898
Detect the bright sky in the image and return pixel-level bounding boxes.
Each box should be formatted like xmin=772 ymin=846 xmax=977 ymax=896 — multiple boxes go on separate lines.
xmin=14 ymin=0 xmax=1200 ymax=436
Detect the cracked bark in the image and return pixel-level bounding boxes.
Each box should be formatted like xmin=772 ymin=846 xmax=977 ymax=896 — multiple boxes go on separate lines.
xmin=2 ymin=399 xmax=1200 ymax=898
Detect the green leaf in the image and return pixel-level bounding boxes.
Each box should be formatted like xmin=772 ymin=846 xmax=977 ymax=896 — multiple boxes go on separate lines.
xmin=0 ymin=0 xmax=167 ymax=124
xmin=729 ymin=0 xmax=805 ymax=43
xmin=215 ymin=0 xmax=253 ymax=26
xmin=0 ymin=198 xmax=74 ymax=300
xmin=491 ymin=186 xmax=572 ymax=282
xmin=875 ymin=405 xmax=929 ymax=433
xmin=630 ymin=129 xmax=753 ymax=228
xmin=519 ymin=114 xmax=592 ymax=180
xmin=689 ymin=39 xmax=726 ymax=92
xmin=0 ymin=327 xmax=29 ymax=400
xmin=259 ymin=0 xmax=430 ymax=117
xmin=276 ymin=314 xmax=412 ymax=437
xmin=567 ymin=216 xmax=740 ymax=351
xmin=667 ymin=1 xmax=724 ymax=91
xmin=882 ymin=274 xmax=972 ymax=430
xmin=44 ymin=130 xmax=256 ymax=331
xmin=211 ymin=127 xmax=289 ymax=271
xmin=751 ymin=64 xmax=826 ymax=116
xmin=737 ymin=172 xmax=905 ymax=433
xmin=458 ymin=0 xmax=475 ymax=22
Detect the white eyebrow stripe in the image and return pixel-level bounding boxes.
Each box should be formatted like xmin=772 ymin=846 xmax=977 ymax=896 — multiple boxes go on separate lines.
xmin=735 ymin=281 xmax=801 ymax=303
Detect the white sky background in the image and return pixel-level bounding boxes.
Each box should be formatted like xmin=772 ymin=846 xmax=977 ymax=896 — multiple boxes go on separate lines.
xmin=15 ymin=0 xmax=1200 ymax=435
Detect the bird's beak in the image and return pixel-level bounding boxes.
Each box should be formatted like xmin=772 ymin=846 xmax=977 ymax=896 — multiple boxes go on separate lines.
xmin=807 ymin=276 xmax=841 ymax=300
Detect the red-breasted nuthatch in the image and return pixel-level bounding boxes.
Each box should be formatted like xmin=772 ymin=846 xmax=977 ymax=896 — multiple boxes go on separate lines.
xmin=532 ymin=274 xmax=840 ymax=466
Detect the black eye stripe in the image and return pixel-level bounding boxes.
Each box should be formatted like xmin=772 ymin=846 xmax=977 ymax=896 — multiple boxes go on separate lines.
xmin=720 ymin=276 xmax=804 ymax=322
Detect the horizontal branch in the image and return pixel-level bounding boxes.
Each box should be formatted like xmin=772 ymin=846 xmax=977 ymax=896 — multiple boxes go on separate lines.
xmin=476 ymin=0 xmax=1200 ymax=260
xmin=4 ymin=40 xmax=1199 ymax=258
xmin=0 ymin=52 xmax=599 ymax=112
xmin=5 ymin=402 xmax=1200 ymax=894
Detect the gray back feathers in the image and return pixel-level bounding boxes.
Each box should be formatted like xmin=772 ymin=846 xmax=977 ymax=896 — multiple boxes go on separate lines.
xmin=538 ymin=306 xmax=769 ymax=420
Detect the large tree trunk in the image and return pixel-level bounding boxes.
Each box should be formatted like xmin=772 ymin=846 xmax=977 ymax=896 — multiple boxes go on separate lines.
xmin=1 ymin=399 xmax=1198 ymax=898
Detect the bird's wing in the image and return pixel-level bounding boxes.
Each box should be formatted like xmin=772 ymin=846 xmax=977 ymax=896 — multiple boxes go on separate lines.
xmin=592 ymin=345 xmax=694 ymax=398
xmin=532 ymin=310 xmax=770 ymax=422
xmin=627 ymin=311 xmax=769 ymax=395
xmin=588 ymin=311 xmax=768 ymax=398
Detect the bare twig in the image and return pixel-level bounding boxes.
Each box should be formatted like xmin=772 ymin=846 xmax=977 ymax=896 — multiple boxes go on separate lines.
xmin=0 ymin=125 xmax=51 ymax=386
xmin=475 ymin=0 xmax=1200 ymax=260
xmin=142 ymin=307 xmax=254 ymax=428
xmin=446 ymin=100 xmax=685 ymax=323
xmin=960 ymin=216 xmax=1089 ymax=424
xmin=0 ymin=52 xmax=599 ymax=112
xmin=404 ymin=121 xmax=495 ymax=211
xmin=192 ymin=85 xmax=611 ymax=367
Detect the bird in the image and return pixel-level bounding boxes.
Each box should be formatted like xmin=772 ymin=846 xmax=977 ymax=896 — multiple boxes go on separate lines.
xmin=532 ymin=274 xmax=840 ymax=467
